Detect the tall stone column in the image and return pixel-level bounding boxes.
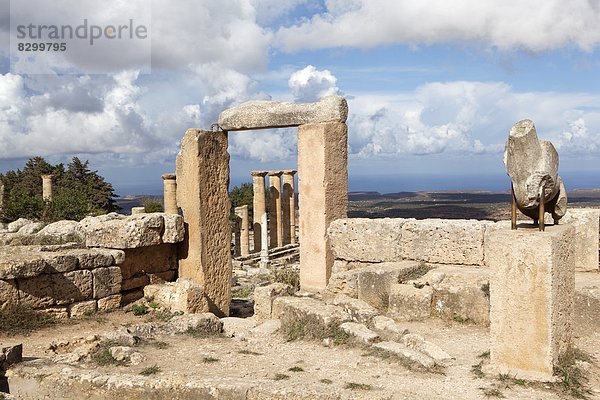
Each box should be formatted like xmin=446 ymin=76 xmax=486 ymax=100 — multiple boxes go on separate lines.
xmin=235 ymin=205 xmax=250 ymax=257
xmin=282 ymin=170 xmax=297 ymax=245
xmin=161 ymin=173 xmax=178 ymax=214
xmin=41 ymin=174 xmax=53 ymax=201
xmin=232 ymin=219 xmax=241 ymax=257
xmin=268 ymin=171 xmax=283 ymax=248
xmin=251 ymin=171 xmax=268 ymax=253
xmin=298 ymin=122 xmax=348 ymax=291
xmin=176 ymin=128 xmax=231 ymax=317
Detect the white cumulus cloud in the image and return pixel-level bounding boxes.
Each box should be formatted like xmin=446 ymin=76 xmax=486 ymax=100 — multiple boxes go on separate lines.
xmin=275 ymin=0 xmax=600 ymax=52
xmin=288 ymin=65 xmax=340 ymax=102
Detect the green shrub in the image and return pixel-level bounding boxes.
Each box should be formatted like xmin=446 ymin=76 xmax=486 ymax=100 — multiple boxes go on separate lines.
xmin=142 ymin=197 xmax=163 ymax=213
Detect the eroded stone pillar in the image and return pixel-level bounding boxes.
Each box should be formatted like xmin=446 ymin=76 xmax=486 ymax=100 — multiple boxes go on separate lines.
xmin=282 ymin=170 xmax=297 ymax=245
xmin=235 ymin=205 xmax=250 ymax=257
xmin=486 ymin=224 xmax=575 ymax=381
xmin=268 ymin=171 xmax=283 ymax=248
xmin=0 ymin=182 xmax=4 ymax=211
xmin=251 ymin=171 xmax=268 ymax=253
xmin=298 ymin=122 xmax=348 ymax=291
xmin=161 ymin=173 xmax=178 ymax=214
xmin=176 ymin=128 xmax=231 ymax=317
xmin=41 ymin=174 xmax=53 ymax=201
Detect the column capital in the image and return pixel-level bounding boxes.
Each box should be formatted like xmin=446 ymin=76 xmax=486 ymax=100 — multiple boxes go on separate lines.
xmin=162 ymin=173 xmax=176 ymax=180
xmin=41 ymin=174 xmax=53 ymax=179
xmin=250 ymin=170 xmax=269 ymax=177
xmin=234 ymin=204 xmax=249 ymax=212
xmin=282 ymin=169 xmax=297 ymax=176
xmin=267 ymin=170 xmax=283 ymax=177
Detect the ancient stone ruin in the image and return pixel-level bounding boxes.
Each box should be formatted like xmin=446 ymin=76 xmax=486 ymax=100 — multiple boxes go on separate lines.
xmin=1 ymin=98 xmax=600 ymax=398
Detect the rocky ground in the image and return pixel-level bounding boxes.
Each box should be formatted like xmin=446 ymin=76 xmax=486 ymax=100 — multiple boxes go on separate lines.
xmin=2 ymin=288 xmax=599 ymax=400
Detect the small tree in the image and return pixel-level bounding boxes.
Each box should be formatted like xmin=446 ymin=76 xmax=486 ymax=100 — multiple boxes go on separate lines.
xmin=229 ymin=182 xmax=254 ymax=222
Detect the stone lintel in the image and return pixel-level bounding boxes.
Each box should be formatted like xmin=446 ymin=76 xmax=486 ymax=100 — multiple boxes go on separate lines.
xmin=217 ymin=96 xmax=348 ymax=131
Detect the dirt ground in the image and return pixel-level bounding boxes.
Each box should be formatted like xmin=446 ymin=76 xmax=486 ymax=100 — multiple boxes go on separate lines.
xmin=2 ymin=310 xmax=599 ymax=400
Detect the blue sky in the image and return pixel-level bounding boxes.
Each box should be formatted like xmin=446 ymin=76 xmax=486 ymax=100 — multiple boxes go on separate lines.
xmin=1 ymin=0 xmax=599 ymax=195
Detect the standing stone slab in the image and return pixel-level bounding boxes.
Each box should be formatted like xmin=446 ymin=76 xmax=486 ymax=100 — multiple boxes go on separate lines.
xmin=0 ymin=279 xmax=19 ymax=305
xmin=298 ymin=121 xmax=348 ymax=291
xmin=401 ymin=219 xmax=491 ymax=266
xmin=176 ymin=128 xmax=231 ymax=317
xmin=487 ymin=224 xmax=574 ymax=381
xmin=218 ymin=96 xmax=348 ymax=131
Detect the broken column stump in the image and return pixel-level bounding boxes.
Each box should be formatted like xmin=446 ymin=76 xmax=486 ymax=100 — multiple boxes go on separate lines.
xmin=486 ymin=224 xmax=575 ymax=381
xmin=176 ymin=128 xmax=231 ymax=317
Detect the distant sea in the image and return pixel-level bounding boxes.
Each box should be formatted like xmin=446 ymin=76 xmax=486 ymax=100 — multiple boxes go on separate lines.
xmin=113 ymin=171 xmax=600 ymax=198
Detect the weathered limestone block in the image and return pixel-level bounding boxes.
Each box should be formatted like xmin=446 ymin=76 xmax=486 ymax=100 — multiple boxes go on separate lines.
xmin=0 ymin=279 xmax=19 ymax=306
xmin=325 ymin=267 xmax=365 ymax=298
xmin=17 ymin=222 xmax=45 ymax=235
xmin=324 ymin=295 xmax=379 ymax=324
xmin=487 ymin=224 xmax=574 ymax=381
xmin=0 ymin=247 xmax=47 ymax=279
xmin=7 ymin=218 xmax=33 ymax=233
xmin=131 ymin=207 xmax=145 ymax=215
xmin=73 ymin=249 xmax=121 ymax=269
xmin=298 ymin=121 xmax=348 ymax=291
xmin=401 ymin=219 xmax=491 ymax=265
xmin=18 ymin=270 xmax=93 ymax=308
xmin=161 ymin=214 xmax=184 ymax=243
xmin=176 ymin=128 xmax=231 ymax=317
xmin=253 ymin=283 xmax=291 ymax=322
xmin=97 ymin=294 xmax=122 ymax=311
xmin=402 ymin=334 xmax=453 ymax=367
xmin=80 ymin=214 xmax=164 ymax=249
xmin=328 ymin=218 xmax=408 ymax=262
xmin=143 ymin=278 xmax=208 ymax=314
xmin=162 ymin=313 xmax=222 ymax=335
xmin=272 ymin=297 xmax=351 ymax=338
xmin=425 ymin=266 xmax=490 ymax=326
xmin=68 ymin=300 xmax=97 ymax=317
xmin=372 ymin=341 xmax=435 ymax=369
xmin=92 ymin=267 xmax=122 ymax=299
xmin=218 ymin=96 xmax=348 ymax=131
xmin=357 ymin=261 xmax=424 ymax=310
xmin=120 ymin=244 xmax=177 ymax=280
xmin=36 ymin=220 xmax=83 ymax=242
xmin=560 ymin=208 xmax=599 ymax=271
xmin=387 ymin=284 xmax=433 ymax=321
xmin=504 ymin=119 xmax=566 ymax=221
xmin=372 ymin=315 xmax=408 ymax=340
xmin=339 ymin=322 xmax=379 ymax=344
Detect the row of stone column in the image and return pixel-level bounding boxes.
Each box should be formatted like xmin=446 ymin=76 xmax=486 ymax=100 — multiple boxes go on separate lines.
xmin=251 ymin=169 xmax=297 ymax=251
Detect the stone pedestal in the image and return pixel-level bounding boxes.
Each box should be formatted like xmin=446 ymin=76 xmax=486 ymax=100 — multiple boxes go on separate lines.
xmin=41 ymin=175 xmax=53 ymax=201
xmin=268 ymin=171 xmax=283 ymax=248
xmin=282 ymin=170 xmax=297 ymax=245
xmin=176 ymin=128 xmax=231 ymax=317
xmin=486 ymin=224 xmax=575 ymax=381
xmin=251 ymin=171 xmax=268 ymax=253
xmin=298 ymin=122 xmax=348 ymax=291
xmin=161 ymin=173 xmax=178 ymax=215
xmin=235 ymin=205 xmax=250 ymax=257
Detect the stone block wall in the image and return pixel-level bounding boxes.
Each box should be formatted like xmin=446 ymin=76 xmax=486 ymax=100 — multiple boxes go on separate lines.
xmin=326 ymin=209 xmax=599 ymax=326
xmin=0 ymin=213 xmax=184 ymax=317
